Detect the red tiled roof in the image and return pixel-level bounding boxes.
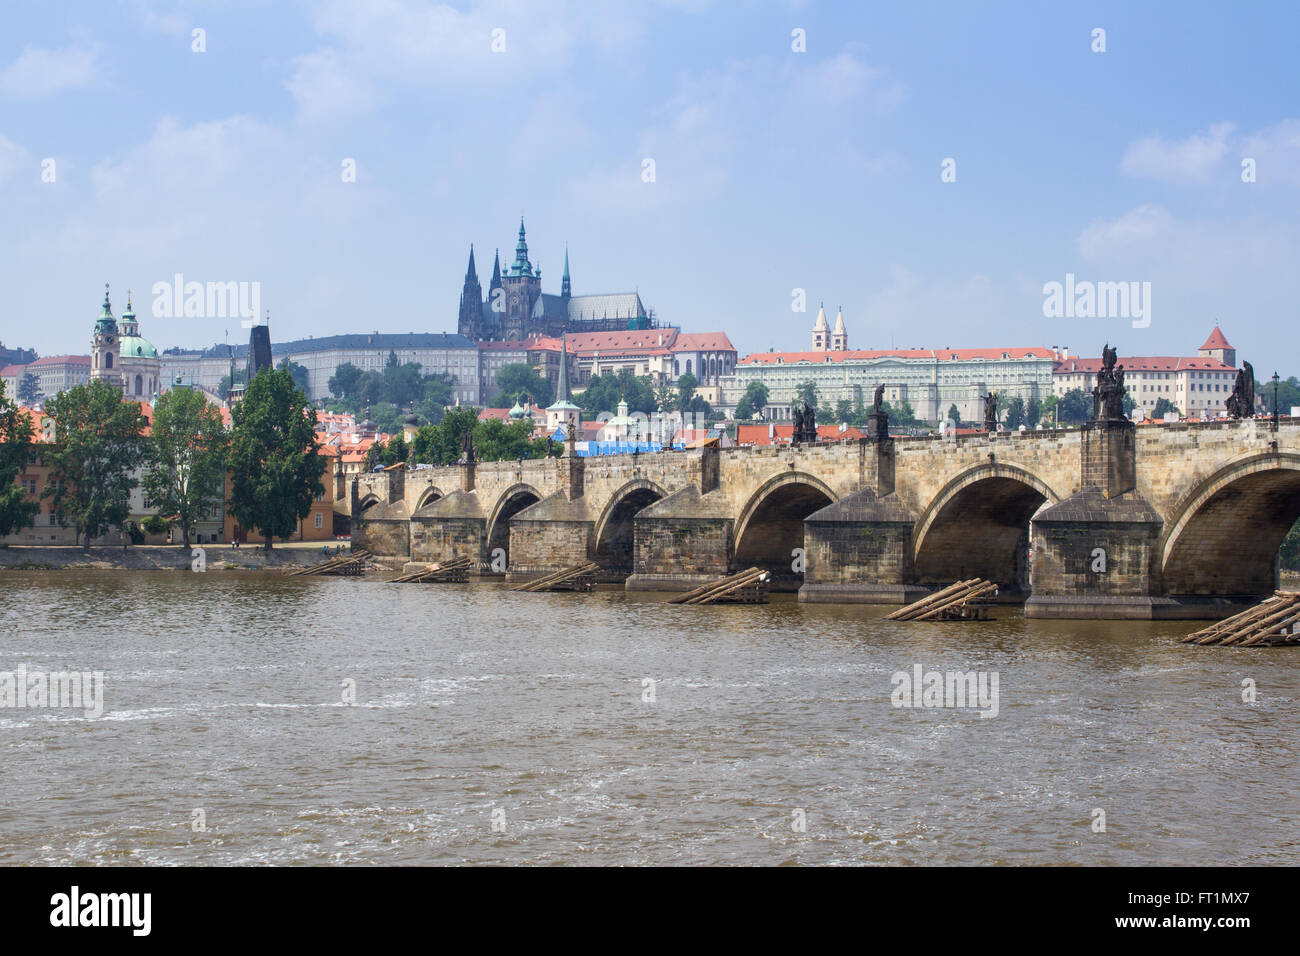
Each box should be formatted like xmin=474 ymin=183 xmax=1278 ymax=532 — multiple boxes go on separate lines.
xmin=1199 ymin=326 xmax=1233 ymax=351
xmin=736 ymin=424 xmax=865 ymax=445
xmin=565 ymin=330 xmax=679 ymax=353
xmin=740 ymin=347 xmax=1056 ymax=365
xmin=28 ymin=354 xmax=91 ymax=367
xmin=0 ymin=364 xmax=26 ymax=377
xmin=670 ymin=332 xmax=735 ymax=352
xmin=1054 ymin=356 xmax=1236 ymax=373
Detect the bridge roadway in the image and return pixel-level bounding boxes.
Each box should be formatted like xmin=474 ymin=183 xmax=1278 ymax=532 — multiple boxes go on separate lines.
xmin=352 ymin=417 xmax=1300 ymax=618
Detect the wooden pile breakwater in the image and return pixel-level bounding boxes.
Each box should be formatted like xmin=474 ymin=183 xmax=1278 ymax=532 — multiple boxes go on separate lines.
xmin=1180 ymin=592 xmax=1300 ymax=647
xmin=285 ymin=549 xmax=371 ymax=577
xmin=667 ymin=567 xmax=770 ymax=605
xmin=509 ymin=562 xmax=601 ymax=593
xmin=885 ymin=578 xmax=998 ymax=622
xmin=388 ymin=555 xmax=472 ymax=584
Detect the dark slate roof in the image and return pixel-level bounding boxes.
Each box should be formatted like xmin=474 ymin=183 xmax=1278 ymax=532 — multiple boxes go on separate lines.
xmin=1032 ymin=487 xmax=1160 ymax=523
xmin=805 ymin=488 xmax=915 ymax=524
xmin=167 ymin=332 xmax=477 ymax=360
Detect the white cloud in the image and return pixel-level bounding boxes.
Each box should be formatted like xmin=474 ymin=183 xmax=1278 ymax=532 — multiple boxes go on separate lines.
xmin=1120 ymin=122 xmax=1234 ymax=185
xmin=1077 ymin=204 xmax=1176 ymax=260
xmin=1241 ymin=118 xmax=1300 ymax=186
xmin=0 ymin=135 xmax=29 ymax=183
xmin=0 ymin=47 xmax=96 ymax=98
xmin=795 ymin=52 xmax=902 ymax=109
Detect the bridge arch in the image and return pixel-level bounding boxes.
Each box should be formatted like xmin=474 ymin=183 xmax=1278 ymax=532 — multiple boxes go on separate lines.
xmin=1160 ymin=453 xmax=1300 ymax=598
xmin=356 ymin=493 xmax=381 ymax=515
xmin=912 ymin=463 xmax=1060 ymax=594
xmin=486 ymin=483 xmax=544 ymax=568
xmin=733 ymin=471 xmax=838 ymax=589
xmin=593 ymin=479 xmax=669 ymax=576
xmin=413 ymin=486 xmax=445 ymax=512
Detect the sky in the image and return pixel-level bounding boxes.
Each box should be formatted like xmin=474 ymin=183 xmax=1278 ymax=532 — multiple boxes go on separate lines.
xmin=2 ymin=0 xmax=1298 ymax=367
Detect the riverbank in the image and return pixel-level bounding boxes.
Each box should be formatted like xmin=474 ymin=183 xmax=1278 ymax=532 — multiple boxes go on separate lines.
xmin=0 ymin=544 xmax=326 ymax=571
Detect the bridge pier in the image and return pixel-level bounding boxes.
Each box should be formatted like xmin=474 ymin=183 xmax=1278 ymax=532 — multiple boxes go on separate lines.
xmin=625 ymin=487 xmax=734 ymax=591
xmin=799 ymin=488 xmax=928 ymax=604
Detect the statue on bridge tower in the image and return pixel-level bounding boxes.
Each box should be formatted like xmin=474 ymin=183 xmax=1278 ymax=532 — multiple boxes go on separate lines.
xmin=1091 ymin=344 xmax=1129 ymax=422
xmin=983 ymin=392 xmax=998 ymax=432
xmin=866 ymin=384 xmax=890 ymax=441
xmin=1226 ymin=360 xmax=1255 ymax=419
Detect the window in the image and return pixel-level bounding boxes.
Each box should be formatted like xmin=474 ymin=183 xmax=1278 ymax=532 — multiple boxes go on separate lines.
xmin=314 ymin=513 xmax=323 ymax=529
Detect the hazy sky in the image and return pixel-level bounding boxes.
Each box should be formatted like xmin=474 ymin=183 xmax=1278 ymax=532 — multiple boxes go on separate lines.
xmin=2 ymin=0 xmax=1298 ymax=367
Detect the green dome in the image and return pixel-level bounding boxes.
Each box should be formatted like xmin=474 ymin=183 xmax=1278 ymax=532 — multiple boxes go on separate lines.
xmin=508 ymin=400 xmax=526 ymax=419
xmin=119 ymin=335 xmax=158 ymax=359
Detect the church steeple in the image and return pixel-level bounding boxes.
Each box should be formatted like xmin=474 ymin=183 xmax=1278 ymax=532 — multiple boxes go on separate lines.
xmin=561 ymin=247 xmax=571 ymax=299
xmin=509 ymin=217 xmax=533 ymax=277
xmin=457 ymin=243 xmax=484 ymax=339
xmin=489 ymin=248 xmax=502 ymax=293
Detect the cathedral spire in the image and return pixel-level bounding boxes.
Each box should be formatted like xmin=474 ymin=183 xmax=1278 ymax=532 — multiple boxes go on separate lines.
xmin=490 ymin=248 xmax=502 ymax=292
xmin=510 ymin=217 xmax=532 ymax=276
xmin=561 ymin=246 xmax=571 ymax=299
xmin=465 ymin=243 xmax=477 ymax=280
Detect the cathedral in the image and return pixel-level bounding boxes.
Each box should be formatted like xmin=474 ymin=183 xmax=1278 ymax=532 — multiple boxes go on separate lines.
xmin=458 ymin=219 xmax=657 ymax=341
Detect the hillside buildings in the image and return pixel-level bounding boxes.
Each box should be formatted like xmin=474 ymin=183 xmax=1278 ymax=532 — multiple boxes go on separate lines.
xmin=1053 ymin=326 xmax=1243 ymax=420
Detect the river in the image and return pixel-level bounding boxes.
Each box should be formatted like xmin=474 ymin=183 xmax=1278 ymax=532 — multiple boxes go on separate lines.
xmin=0 ymin=570 xmax=1295 ymax=865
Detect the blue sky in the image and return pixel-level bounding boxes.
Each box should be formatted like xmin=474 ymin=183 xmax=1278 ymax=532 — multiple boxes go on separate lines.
xmin=2 ymin=0 xmax=1298 ymax=367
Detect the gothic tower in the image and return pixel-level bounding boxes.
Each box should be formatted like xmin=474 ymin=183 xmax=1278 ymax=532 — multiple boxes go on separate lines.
xmin=458 ymin=245 xmax=484 ymax=340
xmin=91 ymin=283 xmax=123 ymax=389
xmin=500 ymin=218 xmax=542 ymax=341
xmin=561 ymin=247 xmax=571 ymax=299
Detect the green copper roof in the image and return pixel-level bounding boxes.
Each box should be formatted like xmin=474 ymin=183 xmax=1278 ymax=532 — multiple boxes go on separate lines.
xmin=119 ymin=335 xmax=158 ymax=359
xmin=508 ymin=217 xmax=533 ymax=277
xmin=94 ymin=284 xmax=118 ymax=334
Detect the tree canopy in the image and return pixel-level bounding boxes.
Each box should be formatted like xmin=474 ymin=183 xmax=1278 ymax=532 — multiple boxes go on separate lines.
xmin=43 ymin=380 xmax=148 ymax=547
xmin=228 ymin=367 xmax=326 ymax=551
xmin=490 ymin=363 xmax=553 ymax=408
xmin=0 ymin=380 xmax=39 ymax=536
xmin=142 ymin=387 xmax=229 ymax=549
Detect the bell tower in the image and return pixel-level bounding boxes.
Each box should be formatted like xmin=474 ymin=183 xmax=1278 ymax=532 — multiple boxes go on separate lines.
xmin=91 ymin=283 xmax=123 ymax=390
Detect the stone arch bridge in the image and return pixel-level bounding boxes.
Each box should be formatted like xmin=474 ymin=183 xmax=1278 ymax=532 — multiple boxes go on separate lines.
xmin=352 ymin=418 xmax=1300 ymax=619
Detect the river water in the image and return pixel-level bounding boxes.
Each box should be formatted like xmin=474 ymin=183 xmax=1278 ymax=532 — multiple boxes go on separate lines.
xmin=0 ymin=570 xmax=1296 ymax=865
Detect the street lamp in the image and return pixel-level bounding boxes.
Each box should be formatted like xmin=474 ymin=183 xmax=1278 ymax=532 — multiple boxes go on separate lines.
xmin=1272 ymin=371 xmax=1280 ymax=431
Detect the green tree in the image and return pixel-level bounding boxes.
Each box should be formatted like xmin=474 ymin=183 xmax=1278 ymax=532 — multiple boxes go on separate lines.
xmin=1005 ymin=396 xmax=1026 ymax=430
xmin=835 ymin=399 xmax=854 ymax=423
xmin=217 ymin=370 xmax=245 ymax=402
xmin=1025 ymin=398 xmax=1041 ymax=429
xmin=278 ymin=358 xmax=310 ymax=394
xmin=1151 ymin=397 xmax=1181 ymax=420
xmin=1057 ymin=388 xmax=1091 ymax=424
xmin=43 ymin=381 xmax=148 ymax=547
xmin=946 ymin=403 xmax=961 ymax=424
xmin=328 ymin=362 xmax=364 ymax=399
xmin=17 ymin=372 xmax=41 ymax=405
xmin=490 ymin=363 xmax=553 ymax=408
xmin=1122 ymin=392 xmax=1136 ymax=418
xmin=1040 ymin=394 xmax=1059 ymax=425
xmin=654 ymin=382 xmax=676 ymax=414
xmin=1256 ymin=375 xmax=1300 ymax=415
xmin=228 ymin=367 xmax=326 ymax=552
xmin=369 ymin=402 xmax=403 ymax=434
xmin=379 ymin=433 xmax=409 ymax=467
xmin=676 ymin=371 xmax=698 ymax=412
xmin=794 ymin=381 xmax=818 ymax=411
xmin=142 ymin=387 xmax=229 ymax=549
xmin=578 ymin=370 xmax=656 ymax=416
xmin=735 ymin=381 xmax=769 ymax=420
xmin=0 ymin=381 xmax=39 ymax=536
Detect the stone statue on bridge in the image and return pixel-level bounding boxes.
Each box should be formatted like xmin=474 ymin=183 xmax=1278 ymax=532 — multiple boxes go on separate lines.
xmin=1226 ymin=361 xmax=1255 ymax=419
xmin=462 ymin=425 xmax=476 ymax=464
xmin=983 ymin=392 xmax=998 ymax=431
xmin=792 ymin=401 xmax=818 ymax=444
xmin=873 ymin=384 xmax=885 ymax=413
xmin=1092 ymin=344 xmax=1129 ymax=422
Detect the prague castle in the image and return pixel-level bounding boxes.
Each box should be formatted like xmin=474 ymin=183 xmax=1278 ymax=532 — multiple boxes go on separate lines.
xmin=457 ymin=218 xmax=657 ymax=342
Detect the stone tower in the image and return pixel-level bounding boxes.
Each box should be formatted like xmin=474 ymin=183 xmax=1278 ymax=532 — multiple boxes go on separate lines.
xmin=831 ymin=307 xmax=848 ymax=351
xmin=91 ymin=284 xmax=123 ymax=389
xmin=500 ymin=218 xmax=542 ymax=341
